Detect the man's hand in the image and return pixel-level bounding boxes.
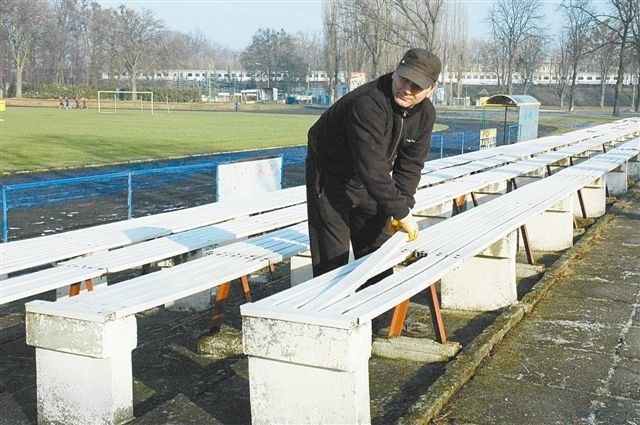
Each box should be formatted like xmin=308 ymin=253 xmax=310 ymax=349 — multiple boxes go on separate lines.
xmin=389 ymin=213 xmax=419 ymax=242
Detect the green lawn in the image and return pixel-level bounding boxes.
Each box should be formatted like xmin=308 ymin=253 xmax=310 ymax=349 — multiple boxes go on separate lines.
xmin=0 ymin=107 xmax=318 ymax=174
xmin=1 ymin=104 xmax=626 ymax=175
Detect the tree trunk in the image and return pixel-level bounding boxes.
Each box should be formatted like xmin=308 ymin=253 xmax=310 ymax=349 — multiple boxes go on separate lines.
xmin=569 ymin=68 xmax=578 ymax=112
xmin=613 ymin=76 xmax=623 ymax=117
xmin=130 ymin=77 xmax=137 ymax=101
xmin=599 ymin=81 xmax=605 ymax=108
xmin=15 ymin=65 xmax=23 ymax=98
xmin=612 ymin=48 xmax=626 ymax=117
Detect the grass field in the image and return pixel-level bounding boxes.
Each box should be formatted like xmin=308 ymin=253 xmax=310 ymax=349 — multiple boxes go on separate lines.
xmin=1 ymin=101 xmax=632 ymax=175
xmin=0 ymin=107 xmax=319 ymax=174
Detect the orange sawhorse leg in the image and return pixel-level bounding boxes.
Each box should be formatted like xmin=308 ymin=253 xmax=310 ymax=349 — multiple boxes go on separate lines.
xmin=210 ymin=281 xmax=232 ymax=333
xmin=210 ymin=276 xmax=253 ymax=333
xmin=68 ymin=279 xmax=94 ymax=297
xmin=426 ymin=284 xmax=447 ymax=343
xmin=386 ymin=283 xmax=447 ymax=344
xmin=452 ymin=194 xmax=467 ymax=215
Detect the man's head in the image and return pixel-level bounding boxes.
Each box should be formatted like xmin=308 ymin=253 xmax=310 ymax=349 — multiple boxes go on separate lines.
xmin=392 ymin=48 xmax=441 ymax=109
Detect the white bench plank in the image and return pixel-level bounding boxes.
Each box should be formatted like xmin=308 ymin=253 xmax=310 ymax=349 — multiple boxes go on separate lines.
xmin=0 ymin=186 xmax=306 ymax=275
xmin=242 ymin=138 xmax=640 ymax=328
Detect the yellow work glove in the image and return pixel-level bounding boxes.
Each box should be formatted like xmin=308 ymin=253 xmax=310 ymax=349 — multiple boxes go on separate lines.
xmin=389 ymin=213 xmax=419 ymax=242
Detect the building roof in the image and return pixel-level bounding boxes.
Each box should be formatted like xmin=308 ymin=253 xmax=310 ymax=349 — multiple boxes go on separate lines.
xmin=482 ymin=94 xmax=540 ymax=107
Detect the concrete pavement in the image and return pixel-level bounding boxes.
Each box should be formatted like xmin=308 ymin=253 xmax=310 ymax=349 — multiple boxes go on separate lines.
xmin=403 ymin=183 xmax=640 ymax=424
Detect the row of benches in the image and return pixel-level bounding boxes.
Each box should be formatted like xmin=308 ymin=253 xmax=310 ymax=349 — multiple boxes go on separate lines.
xmin=6 ymin=119 xmax=639 ymax=424
xmin=241 ymin=137 xmax=640 ymax=424
xmin=7 ymin=120 xmax=636 ymax=309
xmin=1 ymin=118 xmax=633 ymax=282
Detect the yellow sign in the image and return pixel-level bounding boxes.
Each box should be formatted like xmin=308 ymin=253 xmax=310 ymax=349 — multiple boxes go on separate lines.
xmin=479 ymin=128 xmax=497 ymax=150
xmin=0 ymin=99 xmax=5 ymax=112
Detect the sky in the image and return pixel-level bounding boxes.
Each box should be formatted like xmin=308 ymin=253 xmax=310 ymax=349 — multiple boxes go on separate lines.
xmin=96 ymin=0 xmax=325 ymax=50
xmin=96 ymin=0 xmax=566 ymax=51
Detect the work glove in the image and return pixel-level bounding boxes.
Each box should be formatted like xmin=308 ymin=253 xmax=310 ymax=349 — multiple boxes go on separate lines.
xmin=389 ymin=212 xmax=419 ymax=242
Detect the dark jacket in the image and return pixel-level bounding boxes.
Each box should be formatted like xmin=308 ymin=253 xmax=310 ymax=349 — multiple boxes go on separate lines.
xmin=307 ymin=73 xmax=436 ymax=219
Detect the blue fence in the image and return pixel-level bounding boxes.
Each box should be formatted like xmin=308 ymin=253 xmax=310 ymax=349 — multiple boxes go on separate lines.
xmin=0 ymin=163 xmax=224 ymax=241
xmin=0 ymin=128 xmax=520 ymax=242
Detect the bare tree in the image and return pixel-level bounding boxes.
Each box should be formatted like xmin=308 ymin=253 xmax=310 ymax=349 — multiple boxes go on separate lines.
xmin=322 ymin=0 xmax=341 ymax=101
xmin=85 ymin=2 xmax=118 ymax=85
xmin=630 ymin=0 xmax=640 ymax=111
xmin=241 ymin=28 xmax=305 ymax=89
xmin=485 ymin=39 xmax=509 ymax=91
xmin=390 ymin=0 xmax=445 ymax=53
xmin=342 ymin=0 xmax=393 ymax=79
xmin=157 ymin=31 xmax=191 ymax=70
xmin=439 ymin=0 xmax=468 ymax=104
xmin=0 ymin=0 xmax=47 ymax=97
xmin=184 ymin=29 xmax=224 ymax=70
xmin=590 ymin=19 xmax=618 ymax=107
xmin=602 ymin=0 xmax=637 ymax=116
xmin=42 ymin=0 xmax=95 ymax=86
xmin=487 ymin=0 xmax=543 ymax=94
xmin=516 ymin=32 xmax=547 ymax=94
xmin=294 ymin=30 xmax=323 ymax=92
xmin=551 ymin=36 xmax=572 ymax=107
xmin=561 ymin=0 xmax=594 ymax=111
xmin=573 ymin=0 xmax=638 ymax=116
xmin=113 ymin=5 xmax=165 ymax=99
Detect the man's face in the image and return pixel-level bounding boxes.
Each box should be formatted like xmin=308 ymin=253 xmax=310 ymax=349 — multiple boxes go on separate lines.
xmin=391 ymin=72 xmax=436 ymax=109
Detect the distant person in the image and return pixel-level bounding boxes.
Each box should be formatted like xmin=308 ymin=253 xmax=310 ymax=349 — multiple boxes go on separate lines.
xmin=58 ymin=96 xmax=64 ymax=109
xmin=64 ymin=97 xmax=70 ymax=109
xmin=81 ymin=97 xmax=87 ymax=109
xmin=305 ymin=48 xmax=441 ymax=278
xmin=74 ymin=97 xmax=80 ymax=109
xmin=235 ymin=100 xmax=239 ymax=112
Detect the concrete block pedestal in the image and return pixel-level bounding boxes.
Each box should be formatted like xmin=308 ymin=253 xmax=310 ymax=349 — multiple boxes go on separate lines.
xmin=290 ymin=250 xmax=313 ymax=287
xmin=25 ymin=305 xmax=137 ymax=425
xmin=520 ymin=196 xmax=574 ymax=251
xmin=243 ymin=316 xmax=372 ymax=424
xmin=628 ymin=153 xmax=640 ymax=178
xmin=574 ymin=176 xmax=607 ymax=218
xmin=606 ymin=163 xmax=629 ymax=196
xmin=441 ymin=230 xmax=517 ymax=311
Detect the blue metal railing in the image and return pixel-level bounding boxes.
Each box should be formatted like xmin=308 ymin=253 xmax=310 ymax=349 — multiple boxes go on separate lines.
xmin=1 ymin=163 xmax=220 ymax=241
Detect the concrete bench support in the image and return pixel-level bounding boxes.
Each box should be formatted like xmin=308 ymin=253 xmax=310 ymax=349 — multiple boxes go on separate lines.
xmin=290 ymin=250 xmax=313 ymax=287
xmin=440 ymin=230 xmax=517 ymax=311
xmin=243 ymin=316 xmax=372 ymax=425
xmin=414 ymin=200 xmax=453 ymax=227
xmin=629 ymin=154 xmax=640 ymax=177
xmin=548 ymin=157 xmax=571 ymax=175
xmin=514 ymin=168 xmax=545 ymax=188
xmin=472 ymin=181 xmax=508 ymax=206
xmin=521 ymin=196 xmax=574 ymax=251
xmin=574 ymin=176 xmax=606 ymax=219
xmin=25 ymin=310 xmax=137 ymax=425
xmin=606 ymin=163 xmax=629 ymax=196
xmin=164 ymin=250 xmax=210 ymax=311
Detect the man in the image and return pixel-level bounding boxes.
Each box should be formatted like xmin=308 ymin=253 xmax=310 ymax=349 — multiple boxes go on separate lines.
xmin=305 ymin=48 xmax=441 ymax=277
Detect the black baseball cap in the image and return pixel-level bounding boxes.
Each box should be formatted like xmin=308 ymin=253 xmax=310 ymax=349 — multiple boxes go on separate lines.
xmin=396 ymin=48 xmax=441 ymax=89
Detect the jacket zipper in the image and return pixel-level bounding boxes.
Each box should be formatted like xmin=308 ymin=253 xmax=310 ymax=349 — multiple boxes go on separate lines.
xmin=388 ymin=111 xmax=406 ymax=162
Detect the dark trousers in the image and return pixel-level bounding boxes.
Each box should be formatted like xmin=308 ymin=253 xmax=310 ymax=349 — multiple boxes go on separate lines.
xmin=306 ymin=157 xmax=392 ymax=279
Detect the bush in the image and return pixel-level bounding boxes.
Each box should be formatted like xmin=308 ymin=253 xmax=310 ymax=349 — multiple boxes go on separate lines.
xmin=21 ymin=84 xmax=201 ymax=103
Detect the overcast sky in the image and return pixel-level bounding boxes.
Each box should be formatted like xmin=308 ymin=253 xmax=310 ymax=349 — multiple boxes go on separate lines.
xmin=96 ymin=0 xmax=566 ymax=51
